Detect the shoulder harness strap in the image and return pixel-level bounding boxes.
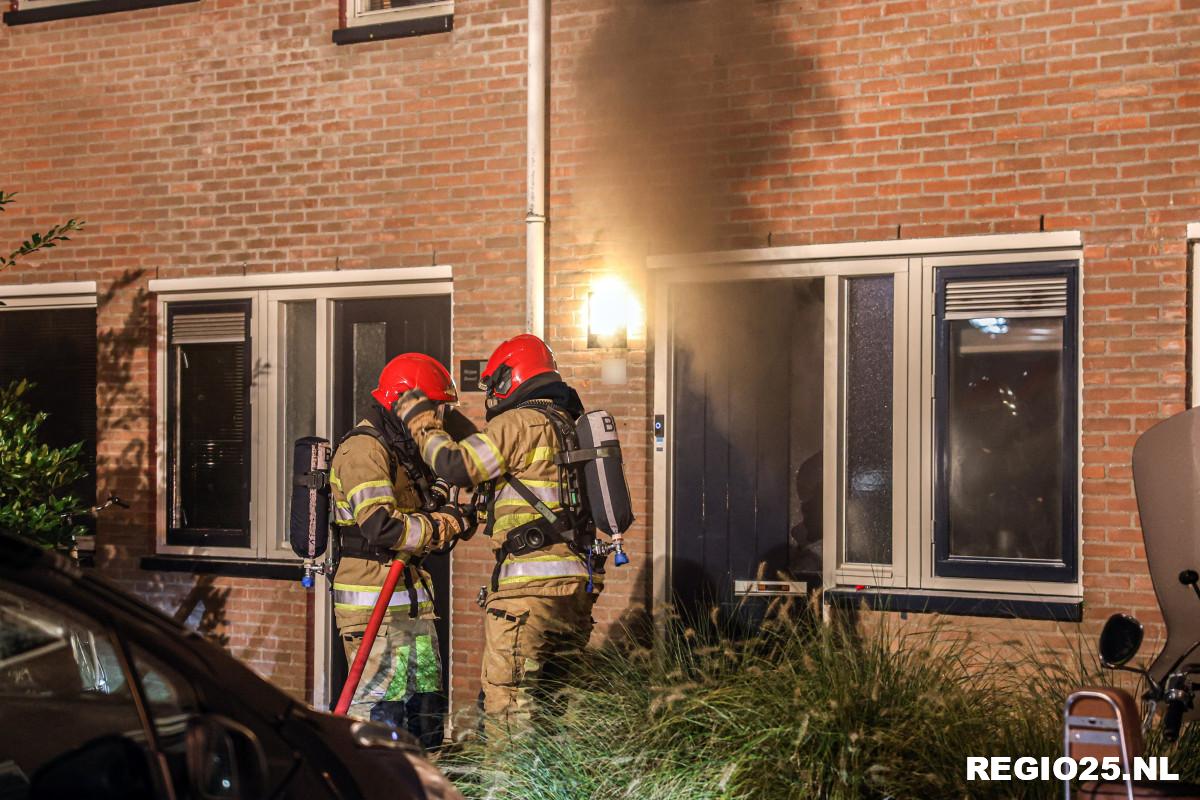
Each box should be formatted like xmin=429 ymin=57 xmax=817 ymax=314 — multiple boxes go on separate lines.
xmin=335 ymin=425 xmax=399 ymax=477
xmin=337 ymin=424 xmax=435 ymax=510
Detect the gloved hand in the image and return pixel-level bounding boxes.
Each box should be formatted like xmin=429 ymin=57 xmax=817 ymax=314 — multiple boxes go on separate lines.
xmin=427 ymin=504 xmax=472 ymax=552
xmin=456 ymin=498 xmax=479 ymax=531
xmin=394 ymin=389 xmax=442 ymax=436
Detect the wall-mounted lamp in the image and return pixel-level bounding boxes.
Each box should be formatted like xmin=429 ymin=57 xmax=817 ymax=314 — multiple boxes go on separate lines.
xmin=587 ymin=276 xmax=633 ymax=349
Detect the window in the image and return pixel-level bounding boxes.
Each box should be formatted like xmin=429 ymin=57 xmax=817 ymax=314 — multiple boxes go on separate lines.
xmin=152 ymin=268 xmax=452 ymax=561
xmin=0 ymin=284 xmax=98 ymax=530
xmin=166 ymin=302 xmax=253 ymax=550
xmin=933 ymin=264 xmax=1078 ymax=583
xmin=334 ymin=0 xmax=453 ymax=44
xmin=651 ymin=233 xmax=1084 ymax=612
xmin=841 ymin=275 xmax=896 ymax=567
xmin=3 ymin=0 xmax=199 ymax=26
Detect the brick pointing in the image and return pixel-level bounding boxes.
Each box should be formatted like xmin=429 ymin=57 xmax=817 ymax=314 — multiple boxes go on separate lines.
xmin=1 ymin=0 xmax=1198 ymax=713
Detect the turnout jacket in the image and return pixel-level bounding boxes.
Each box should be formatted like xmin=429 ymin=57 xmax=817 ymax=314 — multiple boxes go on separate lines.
xmin=397 ymin=395 xmax=602 ymax=604
xmin=329 ymin=419 xmax=465 ymax=629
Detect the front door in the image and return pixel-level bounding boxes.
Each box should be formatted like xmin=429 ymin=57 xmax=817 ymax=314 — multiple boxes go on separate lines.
xmin=327 ymin=295 xmax=453 ymax=709
xmin=669 ymin=279 xmax=824 ymax=630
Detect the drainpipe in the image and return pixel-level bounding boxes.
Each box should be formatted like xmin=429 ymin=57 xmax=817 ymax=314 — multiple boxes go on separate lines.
xmin=525 ymin=0 xmax=547 ymax=338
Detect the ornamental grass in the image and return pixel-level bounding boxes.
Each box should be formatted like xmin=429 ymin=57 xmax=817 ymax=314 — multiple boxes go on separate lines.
xmin=440 ymin=598 xmax=1198 ymax=800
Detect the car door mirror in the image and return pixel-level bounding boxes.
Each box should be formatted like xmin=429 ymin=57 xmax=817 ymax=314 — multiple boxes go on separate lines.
xmin=1099 ymin=613 xmax=1144 ymax=668
xmin=29 ymin=735 xmax=158 ymax=800
xmin=186 ymin=715 xmax=268 ymax=800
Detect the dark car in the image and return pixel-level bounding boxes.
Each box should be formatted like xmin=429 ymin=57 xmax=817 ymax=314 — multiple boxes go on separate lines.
xmin=0 ymin=533 xmax=463 ymax=800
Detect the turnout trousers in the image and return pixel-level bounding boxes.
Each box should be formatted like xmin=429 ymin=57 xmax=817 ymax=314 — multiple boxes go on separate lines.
xmin=480 ymin=583 xmax=596 ymax=740
xmin=340 ymin=616 xmax=444 ymax=749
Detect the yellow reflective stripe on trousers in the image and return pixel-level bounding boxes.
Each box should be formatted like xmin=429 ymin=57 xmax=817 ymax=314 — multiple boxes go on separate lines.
xmin=333 ymin=583 xmax=433 ymax=611
xmin=497 ymin=554 xmax=590 ymax=586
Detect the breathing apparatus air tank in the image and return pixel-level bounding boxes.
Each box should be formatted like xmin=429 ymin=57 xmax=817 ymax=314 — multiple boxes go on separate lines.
xmin=290 ymin=436 xmax=332 ymax=587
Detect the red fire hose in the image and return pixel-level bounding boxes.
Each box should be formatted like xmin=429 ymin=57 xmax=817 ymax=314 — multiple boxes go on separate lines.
xmin=333 ymin=558 xmax=405 ymax=716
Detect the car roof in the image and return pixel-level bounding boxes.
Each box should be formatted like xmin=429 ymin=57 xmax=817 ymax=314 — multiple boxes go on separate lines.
xmin=0 ymin=530 xmax=185 ymax=631
xmin=0 ymin=531 xmax=52 ymax=568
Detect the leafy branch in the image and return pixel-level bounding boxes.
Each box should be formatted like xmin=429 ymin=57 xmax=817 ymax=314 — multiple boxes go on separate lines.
xmin=0 ymin=379 xmax=88 ymax=549
xmin=0 ymin=191 xmax=85 ymax=272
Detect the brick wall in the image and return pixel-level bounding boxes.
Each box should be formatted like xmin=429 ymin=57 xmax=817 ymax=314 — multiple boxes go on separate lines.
xmin=2 ymin=0 xmax=1199 ymax=714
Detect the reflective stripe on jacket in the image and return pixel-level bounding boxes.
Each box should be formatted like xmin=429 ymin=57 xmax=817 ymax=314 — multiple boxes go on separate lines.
xmin=333 ymin=582 xmax=434 ymax=615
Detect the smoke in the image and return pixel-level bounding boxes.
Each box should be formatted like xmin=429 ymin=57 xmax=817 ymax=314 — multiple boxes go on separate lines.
xmin=572 ymin=2 xmax=842 ymax=596
xmin=574 ymin=0 xmax=829 ymax=257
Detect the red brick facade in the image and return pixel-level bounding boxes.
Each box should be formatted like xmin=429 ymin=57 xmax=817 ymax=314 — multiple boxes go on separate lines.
xmin=2 ymin=0 xmax=1198 ymax=714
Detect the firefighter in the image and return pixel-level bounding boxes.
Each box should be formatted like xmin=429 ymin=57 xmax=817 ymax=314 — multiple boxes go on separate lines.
xmin=330 ymin=353 xmax=472 ymax=748
xmin=394 ymin=334 xmax=599 ymax=739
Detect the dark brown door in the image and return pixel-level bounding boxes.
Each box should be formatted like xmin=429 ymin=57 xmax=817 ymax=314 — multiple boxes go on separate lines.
xmin=670 ymin=279 xmax=823 ymax=631
xmin=329 ymin=295 xmax=453 ymax=705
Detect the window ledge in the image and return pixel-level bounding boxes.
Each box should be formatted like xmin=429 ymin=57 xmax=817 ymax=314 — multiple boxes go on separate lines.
xmin=823 ymin=588 xmax=1082 ymax=622
xmin=140 ymin=556 xmax=302 ymax=582
xmin=4 ymin=0 xmax=198 ymax=26
xmin=332 ymin=13 xmax=451 ymax=45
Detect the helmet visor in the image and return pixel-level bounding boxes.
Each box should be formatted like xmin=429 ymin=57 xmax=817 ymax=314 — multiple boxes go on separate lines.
xmin=480 ymin=364 xmax=513 ymax=400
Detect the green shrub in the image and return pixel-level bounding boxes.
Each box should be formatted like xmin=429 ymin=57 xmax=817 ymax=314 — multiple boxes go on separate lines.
xmin=0 ymin=379 xmax=88 ymax=548
xmin=441 ymin=603 xmax=1198 ymax=800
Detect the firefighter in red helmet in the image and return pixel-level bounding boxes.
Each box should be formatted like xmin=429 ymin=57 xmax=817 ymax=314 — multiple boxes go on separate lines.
xmin=329 ymin=353 xmax=473 ymax=747
xmin=394 ymin=334 xmax=600 ymax=739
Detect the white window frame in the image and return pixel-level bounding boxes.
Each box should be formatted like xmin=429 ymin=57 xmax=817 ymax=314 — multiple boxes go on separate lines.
xmin=915 ymin=251 xmax=1082 ymax=598
xmin=649 ymin=233 xmax=1083 ymax=611
xmin=0 ymin=280 xmax=97 ymax=310
xmin=0 ymin=281 xmax=99 ymax=537
xmin=150 ymin=267 xmax=453 ymax=562
xmin=344 ymin=0 xmax=452 ymax=28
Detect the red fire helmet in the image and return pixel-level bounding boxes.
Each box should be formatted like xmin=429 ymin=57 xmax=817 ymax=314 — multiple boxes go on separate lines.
xmin=371 ymin=353 xmax=458 ymax=408
xmin=480 ymin=334 xmax=558 ymax=401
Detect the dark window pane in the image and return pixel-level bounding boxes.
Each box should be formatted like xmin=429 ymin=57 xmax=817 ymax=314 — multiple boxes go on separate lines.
xmin=934 ymin=264 xmax=1078 ymax=583
xmin=352 ymin=321 xmax=387 ymax=425
xmin=0 ymin=308 xmax=97 ymax=514
xmin=947 ymin=317 xmax=1064 ymax=561
xmin=843 ymin=276 xmax=894 ymax=565
xmin=167 ymin=302 xmax=250 ymax=549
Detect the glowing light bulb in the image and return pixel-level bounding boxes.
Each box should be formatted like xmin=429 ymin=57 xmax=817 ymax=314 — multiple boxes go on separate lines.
xmin=588 ymin=276 xmax=635 ymax=348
